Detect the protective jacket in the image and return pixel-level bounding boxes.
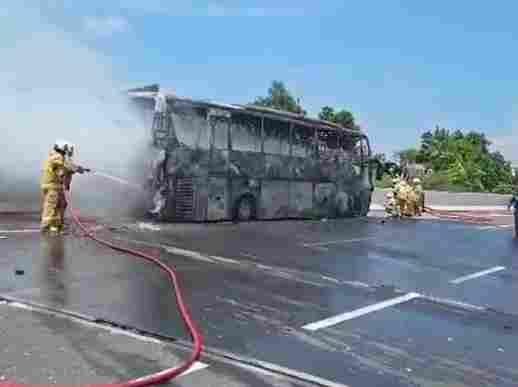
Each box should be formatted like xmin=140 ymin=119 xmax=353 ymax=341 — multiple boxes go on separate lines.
xmin=41 ymin=151 xmax=67 ymax=190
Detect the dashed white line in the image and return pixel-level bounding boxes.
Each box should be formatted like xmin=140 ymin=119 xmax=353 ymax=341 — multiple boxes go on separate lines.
xmin=450 ymin=266 xmax=506 ymax=284
xmin=301 ymin=237 xmax=374 ymax=248
xmin=302 ymin=292 xmax=421 ymax=331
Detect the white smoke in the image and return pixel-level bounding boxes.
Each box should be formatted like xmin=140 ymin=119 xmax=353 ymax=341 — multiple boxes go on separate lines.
xmin=0 ymin=3 xmax=149 ymax=215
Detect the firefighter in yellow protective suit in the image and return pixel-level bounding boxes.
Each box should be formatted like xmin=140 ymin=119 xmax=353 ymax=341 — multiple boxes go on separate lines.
xmin=384 ymin=191 xmax=398 ymax=218
xmin=394 ymin=177 xmax=411 ymax=217
xmin=412 ymin=178 xmax=425 ymax=216
xmin=41 ymin=141 xmax=89 ymax=234
xmin=389 ymin=177 xmax=402 ymax=218
xmin=405 ymin=182 xmax=418 ymax=216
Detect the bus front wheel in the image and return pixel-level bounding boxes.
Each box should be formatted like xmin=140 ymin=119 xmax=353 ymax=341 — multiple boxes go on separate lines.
xmin=234 ymin=195 xmax=257 ymax=222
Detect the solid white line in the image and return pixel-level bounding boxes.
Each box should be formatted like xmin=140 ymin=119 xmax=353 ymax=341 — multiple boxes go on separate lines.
xmin=301 ymin=237 xmax=374 ymax=248
xmin=450 ymin=266 xmax=506 ymax=284
xmin=0 ymin=229 xmax=39 ymax=234
xmin=302 ymin=292 xmax=420 ymax=331
xmin=5 ymin=301 xmax=210 ymax=377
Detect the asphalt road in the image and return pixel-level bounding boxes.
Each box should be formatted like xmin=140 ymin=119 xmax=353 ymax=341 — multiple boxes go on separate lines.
xmin=1 ymin=211 xmax=517 ymax=386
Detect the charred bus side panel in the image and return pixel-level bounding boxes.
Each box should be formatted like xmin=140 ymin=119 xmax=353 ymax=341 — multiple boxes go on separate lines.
xmin=130 ymin=92 xmax=374 ymax=222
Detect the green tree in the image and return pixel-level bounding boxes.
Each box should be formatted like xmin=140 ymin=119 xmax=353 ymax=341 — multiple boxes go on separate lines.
xmin=411 ymin=126 xmax=513 ymax=192
xmin=318 ymin=106 xmax=358 ymax=130
xmin=253 ymin=81 xmax=306 ymax=115
xmin=395 ymin=148 xmax=419 ymax=165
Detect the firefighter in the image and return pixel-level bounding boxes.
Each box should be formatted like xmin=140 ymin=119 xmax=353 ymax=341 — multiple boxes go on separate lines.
xmin=406 ymin=182 xmax=418 ymax=217
xmin=41 ymin=141 xmax=74 ymax=234
xmin=384 ymin=191 xmax=397 ymax=218
xmin=509 ymin=194 xmax=517 ymax=238
xmin=395 ymin=177 xmax=412 ymax=217
xmin=391 ymin=177 xmax=402 ymax=218
xmin=412 ymin=178 xmax=425 ymax=216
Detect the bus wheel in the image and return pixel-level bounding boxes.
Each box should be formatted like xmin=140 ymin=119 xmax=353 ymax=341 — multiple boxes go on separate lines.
xmin=234 ymin=195 xmax=256 ymax=222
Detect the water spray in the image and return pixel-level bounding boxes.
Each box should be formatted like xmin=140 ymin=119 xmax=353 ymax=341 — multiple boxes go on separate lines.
xmin=91 ymin=171 xmax=144 ymax=192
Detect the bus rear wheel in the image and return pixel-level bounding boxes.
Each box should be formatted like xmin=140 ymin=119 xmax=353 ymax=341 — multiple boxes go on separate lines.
xmin=234 ymin=195 xmax=257 ymax=222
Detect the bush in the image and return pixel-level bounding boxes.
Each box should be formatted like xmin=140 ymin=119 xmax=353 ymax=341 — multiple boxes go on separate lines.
xmin=423 ymin=171 xmax=469 ymax=192
xmin=492 ymin=183 xmax=514 ymax=195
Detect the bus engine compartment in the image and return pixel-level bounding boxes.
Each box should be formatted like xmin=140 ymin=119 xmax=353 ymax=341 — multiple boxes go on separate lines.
xmin=128 ymin=87 xmax=375 ymax=222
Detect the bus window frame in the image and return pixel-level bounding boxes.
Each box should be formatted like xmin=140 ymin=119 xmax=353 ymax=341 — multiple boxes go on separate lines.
xmin=229 ymin=113 xmax=262 ymax=153
xmin=292 ymin=123 xmax=316 ymax=159
xmin=262 ymin=117 xmax=291 ymax=157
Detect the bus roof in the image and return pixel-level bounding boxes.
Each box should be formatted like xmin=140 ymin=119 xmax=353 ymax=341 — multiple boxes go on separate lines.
xmin=127 ymin=90 xmax=366 ymax=137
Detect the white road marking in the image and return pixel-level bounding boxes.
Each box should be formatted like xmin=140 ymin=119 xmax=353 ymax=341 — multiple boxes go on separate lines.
xmin=164 ymin=246 xmax=215 ymax=263
xmin=0 ymin=229 xmax=39 ymax=234
xmin=179 ymin=361 xmax=209 ymax=377
xmin=301 ymin=237 xmax=374 ymax=248
xmin=4 ymin=301 xmax=209 ymax=377
xmin=302 ymin=292 xmax=421 ymax=331
xmin=450 ymin=266 xmax=506 ymax=284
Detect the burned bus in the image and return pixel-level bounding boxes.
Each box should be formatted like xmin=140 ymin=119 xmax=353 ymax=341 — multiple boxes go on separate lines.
xmin=128 ymin=90 xmax=375 ymax=222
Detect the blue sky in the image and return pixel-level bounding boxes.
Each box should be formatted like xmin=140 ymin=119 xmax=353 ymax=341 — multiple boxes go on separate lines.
xmin=8 ymin=1 xmax=518 ymax=161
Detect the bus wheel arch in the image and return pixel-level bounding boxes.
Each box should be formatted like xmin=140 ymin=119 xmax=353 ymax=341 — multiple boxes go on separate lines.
xmin=233 ymin=193 xmax=257 ymax=222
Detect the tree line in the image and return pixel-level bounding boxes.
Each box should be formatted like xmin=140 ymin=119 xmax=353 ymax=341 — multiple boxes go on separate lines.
xmin=392 ymin=127 xmax=515 ymax=194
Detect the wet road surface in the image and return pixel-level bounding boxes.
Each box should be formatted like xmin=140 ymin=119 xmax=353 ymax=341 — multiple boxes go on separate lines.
xmin=1 ymin=211 xmax=518 ymax=386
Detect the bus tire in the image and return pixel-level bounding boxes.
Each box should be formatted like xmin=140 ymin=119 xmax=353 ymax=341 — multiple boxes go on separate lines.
xmin=234 ymin=194 xmax=257 ymax=222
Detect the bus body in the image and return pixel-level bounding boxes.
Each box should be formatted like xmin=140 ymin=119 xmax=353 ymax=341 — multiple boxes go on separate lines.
xmin=129 ymin=91 xmax=375 ymax=222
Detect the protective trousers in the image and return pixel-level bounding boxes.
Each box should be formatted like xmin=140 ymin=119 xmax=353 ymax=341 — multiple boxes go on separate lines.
xmin=58 ymin=190 xmax=68 ymax=227
xmin=41 ymin=188 xmax=63 ymax=231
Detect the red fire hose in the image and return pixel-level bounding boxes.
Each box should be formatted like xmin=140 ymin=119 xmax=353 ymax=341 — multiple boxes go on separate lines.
xmin=424 ymin=206 xmax=493 ymax=224
xmin=1 ymin=188 xmax=204 ymax=387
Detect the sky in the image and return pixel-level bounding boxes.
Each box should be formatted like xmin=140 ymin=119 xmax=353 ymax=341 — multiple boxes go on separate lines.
xmin=4 ymin=0 xmax=518 ymax=163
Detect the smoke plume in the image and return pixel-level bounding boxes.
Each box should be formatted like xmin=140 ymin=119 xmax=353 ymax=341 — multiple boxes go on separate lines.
xmin=0 ymin=3 xmax=149 ymax=217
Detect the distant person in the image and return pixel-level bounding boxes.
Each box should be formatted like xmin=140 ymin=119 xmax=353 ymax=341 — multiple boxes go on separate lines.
xmin=391 ymin=177 xmax=402 ymax=218
xmin=384 ymin=192 xmax=398 ymax=218
xmin=509 ymin=194 xmax=517 ymax=238
xmin=412 ymin=178 xmax=425 ymax=216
